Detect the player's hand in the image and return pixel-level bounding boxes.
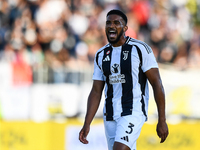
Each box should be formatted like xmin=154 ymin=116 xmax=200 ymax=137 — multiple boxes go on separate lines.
xmin=156 ymin=121 xmax=169 ymax=143
xmin=79 ymin=125 xmax=90 ymax=144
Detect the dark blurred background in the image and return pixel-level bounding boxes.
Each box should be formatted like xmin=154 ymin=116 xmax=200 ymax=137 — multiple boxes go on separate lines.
xmin=0 ymin=0 xmax=200 ymax=86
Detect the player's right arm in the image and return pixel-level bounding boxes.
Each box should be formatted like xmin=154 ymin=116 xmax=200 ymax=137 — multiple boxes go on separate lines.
xmin=79 ymin=80 xmax=105 ymax=144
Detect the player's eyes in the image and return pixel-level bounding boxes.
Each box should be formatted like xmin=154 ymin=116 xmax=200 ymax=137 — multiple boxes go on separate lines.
xmin=106 ymin=21 xmax=111 ymax=25
xmin=106 ymin=21 xmax=121 ymax=26
xmin=114 ymin=21 xmax=120 ymax=25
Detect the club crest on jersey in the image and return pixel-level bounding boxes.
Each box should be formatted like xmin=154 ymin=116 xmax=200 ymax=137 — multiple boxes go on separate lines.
xmin=123 ymin=51 xmax=129 ymax=60
xmin=111 ymin=64 xmax=120 ymax=73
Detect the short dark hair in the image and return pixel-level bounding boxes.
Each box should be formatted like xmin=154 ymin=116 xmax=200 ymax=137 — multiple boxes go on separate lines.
xmin=106 ymin=9 xmax=128 ymax=25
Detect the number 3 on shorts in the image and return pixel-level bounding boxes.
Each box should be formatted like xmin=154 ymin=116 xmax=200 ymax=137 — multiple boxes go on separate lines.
xmin=126 ymin=123 xmax=134 ymax=134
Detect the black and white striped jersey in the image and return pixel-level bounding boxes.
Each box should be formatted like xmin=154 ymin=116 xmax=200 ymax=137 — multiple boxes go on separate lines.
xmin=93 ymin=36 xmax=158 ymax=121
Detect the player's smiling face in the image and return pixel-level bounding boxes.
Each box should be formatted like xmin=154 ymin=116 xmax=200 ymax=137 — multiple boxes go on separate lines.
xmin=105 ymin=14 xmax=126 ymax=45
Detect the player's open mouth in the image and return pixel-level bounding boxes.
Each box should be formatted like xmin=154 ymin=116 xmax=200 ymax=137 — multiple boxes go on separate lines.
xmin=108 ymin=30 xmax=117 ymax=38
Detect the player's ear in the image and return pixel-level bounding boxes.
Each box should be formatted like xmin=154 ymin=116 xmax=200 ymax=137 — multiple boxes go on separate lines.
xmin=123 ymin=25 xmax=128 ymax=32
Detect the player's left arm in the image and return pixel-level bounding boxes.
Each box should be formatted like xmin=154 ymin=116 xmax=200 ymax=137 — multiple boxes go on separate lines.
xmin=145 ymin=68 xmax=169 ymax=143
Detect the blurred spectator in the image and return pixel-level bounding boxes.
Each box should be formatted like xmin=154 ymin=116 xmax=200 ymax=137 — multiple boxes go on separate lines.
xmin=0 ymin=0 xmax=200 ymax=85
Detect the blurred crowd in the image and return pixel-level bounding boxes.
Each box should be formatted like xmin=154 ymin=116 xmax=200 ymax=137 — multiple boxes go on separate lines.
xmin=1 ymin=0 xmax=200 ymax=85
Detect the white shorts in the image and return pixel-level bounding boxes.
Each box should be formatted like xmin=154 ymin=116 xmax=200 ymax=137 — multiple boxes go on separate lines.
xmin=103 ymin=114 xmax=146 ymax=150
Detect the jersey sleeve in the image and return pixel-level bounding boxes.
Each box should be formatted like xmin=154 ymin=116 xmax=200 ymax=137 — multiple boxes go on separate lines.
xmin=140 ymin=45 xmax=158 ymax=72
xmin=92 ymin=53 xmax=106 ymax=81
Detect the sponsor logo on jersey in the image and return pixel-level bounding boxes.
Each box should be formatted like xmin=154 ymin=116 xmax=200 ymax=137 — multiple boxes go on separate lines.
xmin=109 ymin=74 xmax=125 ymax=84
xmin=111 ymin=64 xmax=119 ymax=73
xmin=103 ymin=55 xmax=110 ymax=61
xmin=109 ymin=64 xmax=126 ymax=84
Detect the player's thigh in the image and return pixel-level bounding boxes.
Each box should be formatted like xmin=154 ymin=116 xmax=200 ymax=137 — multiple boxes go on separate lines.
xmin=115 ymin=115 xmax=146 ymax=150
xmin=113 ymin=141 xmax=131 ymax=150
xmin=104 ymin=119 xmax=117 ymax=150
